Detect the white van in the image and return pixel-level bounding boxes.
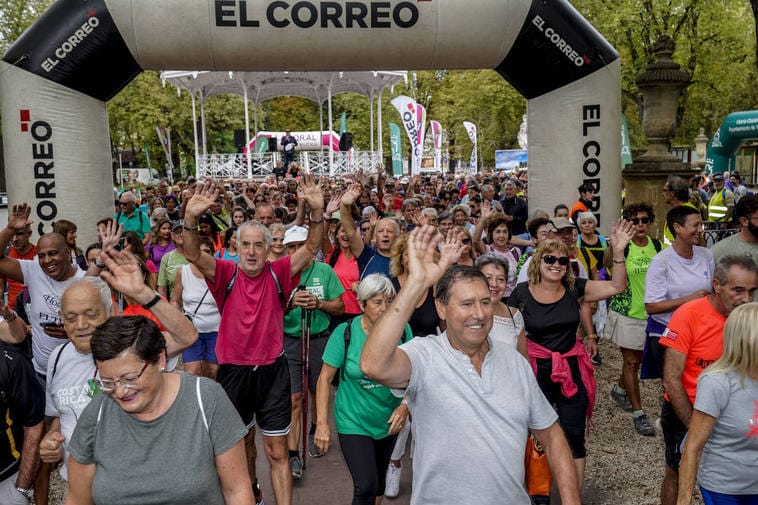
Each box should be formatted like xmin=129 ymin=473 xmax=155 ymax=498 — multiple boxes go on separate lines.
xmin=117 ymin=168 xmax=161 ymax=186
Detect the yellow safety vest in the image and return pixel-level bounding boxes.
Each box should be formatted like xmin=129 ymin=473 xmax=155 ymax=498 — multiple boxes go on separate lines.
xmin=708 ymin=189 xmax=733 ymax=221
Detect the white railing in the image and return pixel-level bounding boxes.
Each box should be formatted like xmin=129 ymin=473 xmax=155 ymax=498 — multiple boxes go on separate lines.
xmin=197 ymin=151 xmax=384 ymax=179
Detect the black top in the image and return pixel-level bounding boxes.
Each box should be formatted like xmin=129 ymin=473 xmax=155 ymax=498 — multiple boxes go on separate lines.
xmin=391 ymin=278 xmax=439 ymax=338
xmin=509 ymin=279 xmax=587 ymax=354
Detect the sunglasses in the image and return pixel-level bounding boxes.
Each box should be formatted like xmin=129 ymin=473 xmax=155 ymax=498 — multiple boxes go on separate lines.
xmin=542 ymin=255 xmax=570 ymax=266
xmin=630 ymin=217 xmax=650 ymax=225
xmin=461 ymin=238 xmax=471 ymax=245
xmin=360 ymin=227 xmax=370 ymax=232
xmin=254 ymin=199 xmax=265 ymax=203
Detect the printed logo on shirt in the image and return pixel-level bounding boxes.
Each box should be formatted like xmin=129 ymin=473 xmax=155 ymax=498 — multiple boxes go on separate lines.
xmin=747 ymin=401 xmax=758 ymax=438
xmin=694 ymin=357 xmax=715 ymax=369
xmin=662 ymin=327 xmax=678 ymax=341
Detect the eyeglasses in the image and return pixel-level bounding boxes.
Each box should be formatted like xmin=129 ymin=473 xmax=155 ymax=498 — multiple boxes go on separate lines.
xmin=630 ymin=217 xmax=650 ymax=225
xmin=461 ymin=238 xmax=471 ymax=245
xmin=360 ymin=227 xmax=370 ymax=233
xmin=254 ymin=199 xmax=265 ymax=204
xmin=118 ymin=201 xmax=131 ymax=206
xmin=542 ymin=255 xmax=570 ymax=266
xmin=95 ymin=360 xmax=152 ymax=392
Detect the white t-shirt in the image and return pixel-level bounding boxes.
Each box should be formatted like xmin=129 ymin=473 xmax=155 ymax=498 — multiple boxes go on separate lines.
xmin=644 ymin=246 xmax=714 ymax=327
xmin=491 ymin=310 xmax=524 ymax=348
xmin=20 ymin=260 xmax=86 ymax=375
xmin=180 ymin=266 xmax=220 ymax=333
xmin=45 ymin=341 xmax=96 ymax=480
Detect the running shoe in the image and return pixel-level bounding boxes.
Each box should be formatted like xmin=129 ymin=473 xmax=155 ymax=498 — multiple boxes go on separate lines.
xmin=634 ymin=414 xmax=656 ymax=436
xmin=308 ymin=433 xmax=324 ymax=458
xmin=610 ymin=386 xmax=633 ymax=412
xmin=253 ymin=479 xmax=265 ymax=505
xmin=384 ymin=463 xmax=402 ymax=498
xmin=290 ymin=455 xmax=303 ymax=480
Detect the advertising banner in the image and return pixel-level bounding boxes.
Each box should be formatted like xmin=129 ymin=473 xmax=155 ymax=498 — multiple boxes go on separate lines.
xmin=463 ymin=121 xmax=478 ymax=172
xmin=430 ymin=120 xmax=442 ymax=172
xmin=391 ymin=95 xmax=426 ymax=175
xmin=388 ymin=122 xmax=403 ymax=176
xmin=621 ymin=114 xmax=632 ymax=168
xmin=495 ymin=149 xmax=528 ymax=170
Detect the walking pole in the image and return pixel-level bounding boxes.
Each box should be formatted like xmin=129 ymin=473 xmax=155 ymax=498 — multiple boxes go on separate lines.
xmin=301 ymin=308 xmax=312 ymax=470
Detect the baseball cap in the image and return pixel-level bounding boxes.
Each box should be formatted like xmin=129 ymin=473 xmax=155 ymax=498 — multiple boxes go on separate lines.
xmin=400 ymin=177 xmax=410 ymax=184
xmin=713 ymin=173 xmax=724 ymax=180
xmin=546 ymin=217 xmax=574 ymax=233
xmin=330 ymin=211 xmax=341 ymax=221
xmin=283 ymin=225 xmax=308 ymax=245
xmin=361 ymin=206 xmax=377 ymax=217
xmin=171 ymin=221 xmax=184 ymax=232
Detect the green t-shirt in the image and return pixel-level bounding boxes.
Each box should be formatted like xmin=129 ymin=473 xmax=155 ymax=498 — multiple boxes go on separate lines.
xmin=114 ymin=210 xmax=151 ymax=239
xmin=283 ymin=261 xmax=345 ymax=336
xmin=322 ymin=317 xmax=412 ymax=439
xmin=157 ymin=250 xmax=189 ymax=301
xmin=610 ymin=237 xmax=667 ymax=319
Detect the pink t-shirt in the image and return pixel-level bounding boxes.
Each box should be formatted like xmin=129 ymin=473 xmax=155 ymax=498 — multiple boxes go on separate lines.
xmin=208 ymin=257 xmax=295 ymax=366
xmin=331 ymin=249 xmax=361 ymax=315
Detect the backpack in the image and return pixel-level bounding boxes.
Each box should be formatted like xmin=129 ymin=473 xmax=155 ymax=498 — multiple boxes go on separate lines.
xmin=221 ymin=264 xmax=285 ymax=313
xmin=623 ymin=238 xmax=662 ymax=259
xmin=337 ymin=318 xmax=409 ymax=384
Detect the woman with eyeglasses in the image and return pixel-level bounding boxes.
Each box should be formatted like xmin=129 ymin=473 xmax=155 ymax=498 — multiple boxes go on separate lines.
xmin=453 ymin=226 xmax=476 ymax=266
xmin=508 ymin=223 xmax=633 ymax=496
xmin=267 ymin=223 xmax=287 ymax=262
xmin=65 ymin=316 xmax=253 ymax=505
xmin=603 ymin=203 xmax=663 ymax=436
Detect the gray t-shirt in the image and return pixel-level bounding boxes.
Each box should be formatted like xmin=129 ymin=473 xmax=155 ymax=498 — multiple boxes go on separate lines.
xmin=68 ymin=372 xmax=247 ymax=505
xmin=397 ymin=332 xmax=557 ymax=504
xmin=693 ymin=371 xmax=758 ymax=495
xmin=644 ymin=246 xmax=713 ymax=328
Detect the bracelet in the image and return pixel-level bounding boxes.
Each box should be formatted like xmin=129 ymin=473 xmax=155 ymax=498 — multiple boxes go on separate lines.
xmin=613 ymin=258 xmax=625 ymax=264
xmin=3 ymin=311 xmax=17 ymax=323
xmin=586 ymin=334 xmax=598 ymax=340
xmin=182 ymin=224 xmax=198 ymax=232
xmin=141 ymin=292 xmax=162 ymax=310
xmin=309 ymin=216 xmax=324 ymax=224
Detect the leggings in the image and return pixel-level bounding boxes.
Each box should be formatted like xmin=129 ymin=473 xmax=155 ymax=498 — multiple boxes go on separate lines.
xmin=338 ymin=433 xmax=398 ymax=505
xmin=701 ymin=487 xmax=758 ymax=505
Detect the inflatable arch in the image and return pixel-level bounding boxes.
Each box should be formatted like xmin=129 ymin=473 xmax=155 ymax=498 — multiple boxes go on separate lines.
xmin=705 ymin=110 xmax=758 ymax=176
xmin=1 ymin=0 xmax=621 ymax=243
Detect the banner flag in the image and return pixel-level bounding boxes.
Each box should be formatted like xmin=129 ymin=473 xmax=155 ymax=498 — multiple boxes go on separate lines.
xmin=388 ymin=122 xmax=403 ymax=176
xmin=391 ymin=95 xmax=426 ymax=175
xmin=156 ymin=126 xmax=174 ymax=180
xmin=621 ymin=114 xmax=633 ymax=168
xmin=463 ymin=121 xmax=478 ymax=172
xmin=430 ymin=120 xmax=442 ymax=172
xmin=339 ymin=112 xmax=347 ymax=136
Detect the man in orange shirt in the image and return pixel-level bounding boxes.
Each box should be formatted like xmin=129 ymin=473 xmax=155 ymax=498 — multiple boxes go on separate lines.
xmin=569 ymin=183 xmax=596 ymax=224
xmin=658 ymin=255 xmax=758 ymax=505
xmin=1 ymin=226 xmax=36 ymax=308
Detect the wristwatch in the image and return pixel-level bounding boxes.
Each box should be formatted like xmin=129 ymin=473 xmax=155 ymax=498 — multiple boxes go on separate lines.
xmin=16 ymin=486 xmax=34 ymax=500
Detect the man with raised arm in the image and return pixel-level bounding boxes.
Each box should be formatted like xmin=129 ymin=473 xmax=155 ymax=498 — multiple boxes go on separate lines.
xmin=361 ymin=225 xmax=581 ymax=505
xmin=182 ymin=177 xmax=324 ymax=505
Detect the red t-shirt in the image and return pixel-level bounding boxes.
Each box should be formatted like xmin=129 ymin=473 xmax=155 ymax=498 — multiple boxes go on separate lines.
xmin=330 ymin=248 xmax=361 ymax=315
xmin=122 ymin=304 xmax=167 ymax=331
xmin=207 ymin=257 xmax=295 ymax=366
xmin=659 ymin=297 xmax=725 ymax=404
xmin=4 ymin=245 xmax=37 ymax=308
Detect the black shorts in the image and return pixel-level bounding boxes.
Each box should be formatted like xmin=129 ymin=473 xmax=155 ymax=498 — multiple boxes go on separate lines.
xmin=661 ymin=400 xmax=687 ymax=471
xmin=284 ymin=332 xmax=329 ymax=395
xmin=217 ymin=354 xmax=291 ymax=436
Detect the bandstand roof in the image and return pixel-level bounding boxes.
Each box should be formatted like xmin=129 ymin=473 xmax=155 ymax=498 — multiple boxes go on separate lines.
xmin=160 ymin=70 xmax=407 ymax=103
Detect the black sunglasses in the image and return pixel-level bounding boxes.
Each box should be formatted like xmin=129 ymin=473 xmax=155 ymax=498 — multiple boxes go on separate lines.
xmin=630 ymin=217 xmax=651 ymax=225
xmin=542 ymin=255 xmax=570 ymax=266
xmin=461 ymin=238 xmax=471 ymax=245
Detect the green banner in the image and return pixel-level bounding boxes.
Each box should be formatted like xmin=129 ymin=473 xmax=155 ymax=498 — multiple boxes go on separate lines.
xmin=144 ymin=143 xmax=152 ymax=168
xmin=339 ymin=112 xmax=347 ymax=136
xmin=621 ymin=114 xmax=632 ymax=168
xmin=254 ymin=136 xmax=269 ymax=154
xmin=389 ymin=122 xmax=403 ymax=176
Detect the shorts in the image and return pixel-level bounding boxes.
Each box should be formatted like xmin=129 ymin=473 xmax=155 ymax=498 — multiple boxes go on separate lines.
xmin=284 ymin=331 xmax=329 ymax=395
xmin=217 ymin=354 xmax=291 ymax=436
xmin=661 ymin=400 xmax=687 ymax=471
xmin=700 ymin=487 xmax=758 ymax=505
xmin=605 ymin=310 xmax=646 ymax=351
xmin=181 ymin=331 xmax=218 ymax=364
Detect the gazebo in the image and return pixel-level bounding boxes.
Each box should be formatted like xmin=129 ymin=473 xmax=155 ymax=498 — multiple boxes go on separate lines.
xmin=160 ymin=70 xmax=407 ymax=178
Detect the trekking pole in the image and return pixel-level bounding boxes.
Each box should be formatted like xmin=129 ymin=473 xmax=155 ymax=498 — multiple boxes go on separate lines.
xmin=301 ymin=308 xmax=312 ymax=470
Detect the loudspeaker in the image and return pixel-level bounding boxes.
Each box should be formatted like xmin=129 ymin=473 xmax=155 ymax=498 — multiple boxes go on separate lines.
xmin=339 ymin=132 xmax=353 ymax=151
xmin=234 ymin=130 xmax=246 ymax=152
xmin=268 ymin=137 xmax=278 ymax=152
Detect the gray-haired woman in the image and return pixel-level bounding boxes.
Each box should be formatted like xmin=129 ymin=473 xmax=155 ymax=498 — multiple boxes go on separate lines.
xmin=314 ymin=274 xmax=412 ymax=505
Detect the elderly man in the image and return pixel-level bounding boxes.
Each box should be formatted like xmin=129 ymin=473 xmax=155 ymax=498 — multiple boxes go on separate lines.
xmin=500 ymin=180 xmax=528 ymax=235
xmin=340 ymin=183 xmax=399 ymax=279
xmin=38 ymin=249 xmax=198 ymax=484
xmin=114 ymin=190 xmax=151 ymax=242
xmin=361 ymin=226 xmax=581 ymax=504
xmin=182 ymin=176 xmax=324 ymax=505
xmin=658 ymin=255 xmax=758 ymax=505
xmin=711 ymin=195 xmax=758 ymax=297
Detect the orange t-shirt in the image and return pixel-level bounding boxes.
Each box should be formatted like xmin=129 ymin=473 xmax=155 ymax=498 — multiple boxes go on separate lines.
xmin=659 ymin=297 xmax=725 ymax=404
xmin=4 ymin=245 xmax=37 ymax=308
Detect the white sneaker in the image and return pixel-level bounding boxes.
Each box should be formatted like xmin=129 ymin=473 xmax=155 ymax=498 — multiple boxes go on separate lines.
xmin=384 ymin=463 xmax=402 ymax=498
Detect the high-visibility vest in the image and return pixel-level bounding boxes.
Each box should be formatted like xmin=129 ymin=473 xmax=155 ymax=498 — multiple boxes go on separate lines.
xmin=708 ymin=189 xmax=733 ymax=221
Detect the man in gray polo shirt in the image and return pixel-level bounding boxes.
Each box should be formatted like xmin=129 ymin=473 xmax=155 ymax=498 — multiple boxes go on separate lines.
xmin=361 ymin=226 xmax=580 ymax=504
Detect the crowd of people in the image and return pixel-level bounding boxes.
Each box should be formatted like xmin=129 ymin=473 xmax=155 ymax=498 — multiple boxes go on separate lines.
xmin=0 ymin=162 xmax=756 ymax=505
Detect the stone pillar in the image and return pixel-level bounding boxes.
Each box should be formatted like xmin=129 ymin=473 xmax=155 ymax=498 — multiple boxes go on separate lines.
xmin=623 ymin=36 xmax=695 ymax=239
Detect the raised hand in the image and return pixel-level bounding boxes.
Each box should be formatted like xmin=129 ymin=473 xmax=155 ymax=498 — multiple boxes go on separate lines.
xmin=368 ymin=211 xmax=379 ymax=228
xmin=99 ymin=219 xmax=123 ymax=252
xmin=299 ymin=172 xmax=324 ymax=210
xmin=7 ymin=204 xmax=32 ymax=232
xmin=185 ymin=180 xmax=219 ymax=220
xmin=98 ymin=248 xmax=151 ymax=302
xmin=406 ymin=225 xmax=448 ymax=289
xmin=438 ymin=229 xmax=464 ymax=269
xmin=610 ymin=219 xmax=635 ymax=254
xmin=341 ymin=183 xmax=362 ymax=207
xmin=325 ymin=194 xmax=342 ymax=217
xmin=480 ymin=200 xmax=494 ymax=220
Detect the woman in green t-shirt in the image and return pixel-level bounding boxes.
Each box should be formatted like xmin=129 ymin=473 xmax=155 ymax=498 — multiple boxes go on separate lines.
xmin=314 ymin=274 xmax=412 ymax=505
